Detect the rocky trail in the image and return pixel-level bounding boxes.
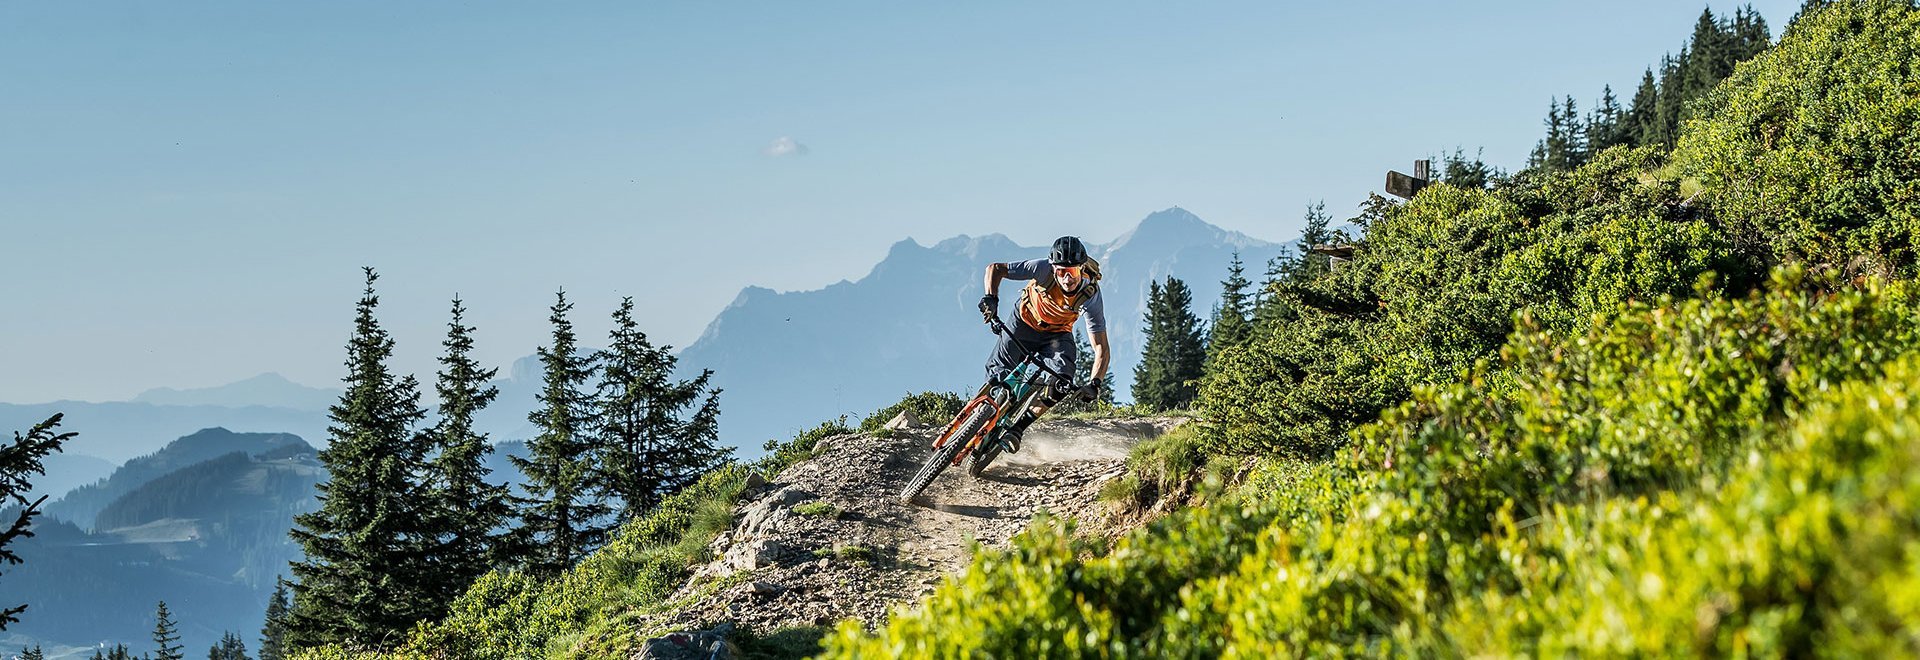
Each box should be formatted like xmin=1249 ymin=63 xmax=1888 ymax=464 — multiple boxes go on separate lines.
xmin=644 ymin=416 xmax=1183 ymax=637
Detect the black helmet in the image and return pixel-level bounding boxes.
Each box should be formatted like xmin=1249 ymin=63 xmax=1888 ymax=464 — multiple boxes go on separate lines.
xmin=1049 ymin=236 xmax=1088 ymax=266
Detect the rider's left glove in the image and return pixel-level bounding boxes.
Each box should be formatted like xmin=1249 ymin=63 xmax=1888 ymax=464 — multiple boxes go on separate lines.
xmin=978 ymin=294 xmax=999 ymax=325
xmin=1076 ymin=381 xmax=1102 ymax=402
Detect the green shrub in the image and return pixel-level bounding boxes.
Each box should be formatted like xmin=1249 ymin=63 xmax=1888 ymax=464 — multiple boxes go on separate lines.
xmin=823 ymin=274 xmax=1920 ymax=657
xmin=1676 ymin=0 xmax=1920 ymax=276
xmin=757 ymin=417 xmax=854 ymax=477
xmin=859 ymin=391 xmax=964 ymax=437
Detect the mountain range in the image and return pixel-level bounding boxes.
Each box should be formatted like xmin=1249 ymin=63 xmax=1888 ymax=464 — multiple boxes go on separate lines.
xmin=676 ymin=207 xmax=1294 ymax=449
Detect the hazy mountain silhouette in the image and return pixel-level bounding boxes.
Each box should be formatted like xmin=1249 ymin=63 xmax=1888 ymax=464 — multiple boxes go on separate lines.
xmin=675 ymin=207 xmax=1294 ymax=452
xmin=132 ymin=372 xmax=340 ymax=410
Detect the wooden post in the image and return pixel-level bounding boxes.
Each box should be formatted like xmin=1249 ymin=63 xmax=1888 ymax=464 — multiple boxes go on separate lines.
xmin=1385 ymin=159 xmax=1431 ymax=199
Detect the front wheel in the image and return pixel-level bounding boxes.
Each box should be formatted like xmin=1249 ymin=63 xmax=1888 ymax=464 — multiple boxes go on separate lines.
xmin=899 ymin=403 xmax=996 ymax=503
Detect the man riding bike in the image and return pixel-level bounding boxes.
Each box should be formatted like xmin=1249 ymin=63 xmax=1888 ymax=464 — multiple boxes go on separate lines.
xmin=975 ymin=236 xmax=1111 ymax=454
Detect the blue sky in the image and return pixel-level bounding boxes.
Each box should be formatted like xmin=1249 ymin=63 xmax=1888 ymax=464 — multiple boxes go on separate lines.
xmin=0 ymin=1 xmax=1801 ymax=403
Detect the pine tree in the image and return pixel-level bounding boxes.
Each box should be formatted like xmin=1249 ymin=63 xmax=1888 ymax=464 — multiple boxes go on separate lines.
xmin=257 ymin=579 xmax=289 ymax=660
xmin=20 ymin=644 xmax=44 ymax=660
xmin=0 ymin=414 xmax=74 ymax=630
xmin=418 ymin=297 xmax=513 ymax=611
xmin=1132 ymin=277 xmax=1206 ymax=411
xmin=1625 ymin=68 xmax=1659 ymax=147
xmin=286 ymin=267 xmax=434 ymax=648
xmin=511 ymin=290 xmax=611 ymax=577
xmin=594 ymin=298 xmax=730 ymax=525
xmin=1207 ymin=252 xmax=1254 ymax=356
xmin=1653 ymin=51 xmax=1688 ymax=147
xmin=208 ymin=632 xmax=248 ymax=660
xmin=1587 ymin=85 xmax=1627 ymax=152
xmin=1438 ymin=147 xmax=1498 ymax=190
xmin=152 ymin=600 xmax=183 ymax=660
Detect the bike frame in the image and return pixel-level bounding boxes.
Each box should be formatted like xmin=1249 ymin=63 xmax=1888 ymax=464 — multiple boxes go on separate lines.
xmin=928 ymin=317 xmax=1076 ymax=464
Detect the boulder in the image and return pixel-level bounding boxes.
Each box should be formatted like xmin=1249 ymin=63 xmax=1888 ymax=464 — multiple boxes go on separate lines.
xmin=725 ymin=539 xmax=788 ymax=572
xmin=883 ymin=410 xmax=923 ymax=430
xmin=638 ymin=623 xmax=738 ymax=660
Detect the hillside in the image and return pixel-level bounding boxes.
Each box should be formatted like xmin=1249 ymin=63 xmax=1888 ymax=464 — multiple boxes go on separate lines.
xmin=646 ymin=416 xmax=1180 ymax=633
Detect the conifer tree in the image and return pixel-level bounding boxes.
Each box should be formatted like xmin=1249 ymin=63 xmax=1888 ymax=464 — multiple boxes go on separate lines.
xmin=152 ymin=600 xmax=183 ymax=660
xmin=257 ymin=579 xmax=289 ymax=660
xmin=1625 ymin=68 xmax=1660 ymax=147
xmin=593 ymin=298 xmax=729 ymax=524
xmin=1587 ymin=85 xmax=1628 ymax=151
xmin=1132 ymin=277 xmax=1206 ymax=411
xmin=419 ymin=297 xmax=513 ymax=610
xmin=20 ymin=644 xmax=43 ymax=660
xmin=286 ymin=267 xmax=434 ymax=648
xmin=1 ymin=414 xmax=74 ymax=631
xmin=511 ymin=290 xmax=610 ymax=577
xmin=1207 ymin=252 xmax=1254 ymax=356
xmin=208 ymin=632 xmax=248 ymax=660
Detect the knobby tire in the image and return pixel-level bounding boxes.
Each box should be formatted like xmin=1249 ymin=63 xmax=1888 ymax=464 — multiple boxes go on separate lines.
xmin=899 ymin=403 xmax=995 ymax=503
xmin=967 ymin=439 xmax=1002 ymax=478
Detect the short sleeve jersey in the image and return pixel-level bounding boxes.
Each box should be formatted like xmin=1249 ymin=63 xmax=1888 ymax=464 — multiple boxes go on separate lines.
xmin=1004 ymin=258 xmax=1107 ymax=335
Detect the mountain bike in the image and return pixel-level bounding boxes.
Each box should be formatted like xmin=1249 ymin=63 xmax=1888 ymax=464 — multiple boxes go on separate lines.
xmin=897 ymin=316 xmax=1077 ymax=503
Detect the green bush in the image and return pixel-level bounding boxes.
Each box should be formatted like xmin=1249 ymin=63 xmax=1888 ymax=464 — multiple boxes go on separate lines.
xmin=859 ymin=391 xmax=964 ymax=437
xmin=823 ymin=274 xmax=1920 ymax=657
xmin=1202 ymin=146 xmax=1740 ymax=458
xmin=1676 ymin=0 xmax=1920 ymax=276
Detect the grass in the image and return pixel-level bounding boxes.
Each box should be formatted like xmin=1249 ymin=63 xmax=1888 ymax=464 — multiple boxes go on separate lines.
xmin=792 ymin=501 xmax=839 ymax=517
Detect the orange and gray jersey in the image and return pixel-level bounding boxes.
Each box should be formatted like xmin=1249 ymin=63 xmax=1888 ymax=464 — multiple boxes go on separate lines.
xmin=1004 ymin=258 xmax=1105 ymax=335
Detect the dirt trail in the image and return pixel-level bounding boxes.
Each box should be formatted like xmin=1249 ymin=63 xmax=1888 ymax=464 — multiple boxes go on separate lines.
xmin=647 ymin=417 xmax=1182 ymax=634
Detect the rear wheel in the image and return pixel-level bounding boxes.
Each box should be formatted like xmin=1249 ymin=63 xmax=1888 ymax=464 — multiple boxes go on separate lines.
xmin=899 ymin=403 xmax=996 ymax=503
xmin=967 ymin=435 xmax=1003 ymax=477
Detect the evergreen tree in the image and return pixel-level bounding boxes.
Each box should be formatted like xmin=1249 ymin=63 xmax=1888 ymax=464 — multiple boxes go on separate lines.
xmin=1528 ymin=96 xmax=1588 ymax=171
xmin=1653 ymin=51 xmax=1689 ymax=147
xmin=511 ymin=290 xmax=611 ymax=577
xmin=1132 ymin=277 xmax=1206 ymax=411
xmin=1438 ymin=147 xmax=1499 ymax=190
xmin=1207 ymin=252 xmax=1254 ymax=356
xmin=207 ymin=632 xmax=248 ymax=660
xmin=1683 ymin=8 xmax=1728 ymax=98
xmin=152 ymin=600 xmax=183 ymax=660
xmin=0 ymin=415 xmax=74 ymax=630
xmin=1254 ymin=202 xmax=1335 ymax=329
xmin=418 ymin=297 xmax=513 ymax=611
xmin=1625 ymin=68 xmax=1660 ymax=147
xmin=593 ymin=298 xmax=730 ymax=525
xmin=1587 ymin=85 xmax=1628 ymax=151
xmin=257 ymin=579 xmax=289 ymax=660
xmin=286 ymin=267 xmax=434 ymax=648
xmin=20 ymin=644 xmax=43 ymax=660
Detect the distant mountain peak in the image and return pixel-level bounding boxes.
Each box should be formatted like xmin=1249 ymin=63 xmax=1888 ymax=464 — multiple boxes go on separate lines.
xmin=132 ymin=372 xmax=339 ymax=411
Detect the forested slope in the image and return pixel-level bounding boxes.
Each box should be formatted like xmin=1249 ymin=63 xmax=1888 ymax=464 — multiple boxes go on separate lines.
xmin=826 ymin=1 xmax=1920 ymax=655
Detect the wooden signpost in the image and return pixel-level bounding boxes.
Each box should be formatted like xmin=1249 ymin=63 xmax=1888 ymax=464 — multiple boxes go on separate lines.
xmin=1385 ymin=159 xmax=1431 ymax=199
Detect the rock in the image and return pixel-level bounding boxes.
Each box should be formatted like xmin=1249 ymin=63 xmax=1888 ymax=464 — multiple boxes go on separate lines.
xmin=725 ymin=539 xmax=788 ymax=572
xmin=883 ymin=410 xmax=923 ymax=430
xmin=638 ymin=623 xmax=738 ymax=660
xmin=772 ymin=486 xmax=817 ymax=507
xmin=743 ymin=471 xmax=768 ymax=490
xmin=750 ymin=581 xmax=787 ymax=597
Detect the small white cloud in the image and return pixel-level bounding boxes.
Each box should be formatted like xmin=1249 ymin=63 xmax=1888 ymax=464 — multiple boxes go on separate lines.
xmin=762 ymin=136 xmax=810 ymax=157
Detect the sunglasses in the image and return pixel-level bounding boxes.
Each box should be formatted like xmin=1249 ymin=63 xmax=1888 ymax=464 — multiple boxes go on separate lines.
xmin=1053 ymin=265 xmax=1084 ymax=278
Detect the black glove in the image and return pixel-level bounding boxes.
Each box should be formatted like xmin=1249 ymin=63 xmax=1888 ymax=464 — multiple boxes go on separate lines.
xmin=978 ymin=294 xmax=999 ymax=325
xmin=1076 ymin=381 xmax=1102 ymax=403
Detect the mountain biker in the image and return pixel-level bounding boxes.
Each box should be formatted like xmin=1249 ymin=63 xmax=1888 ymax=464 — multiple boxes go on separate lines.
xmin=975 ymin=235 xmax=1110 ymax=453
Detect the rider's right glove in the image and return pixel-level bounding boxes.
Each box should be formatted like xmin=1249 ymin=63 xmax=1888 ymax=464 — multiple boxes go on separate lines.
xmin=1076 ymin=381 xmax=1102 ymax=402
xmin=978 ymin=294 xmax=999 ymax=326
